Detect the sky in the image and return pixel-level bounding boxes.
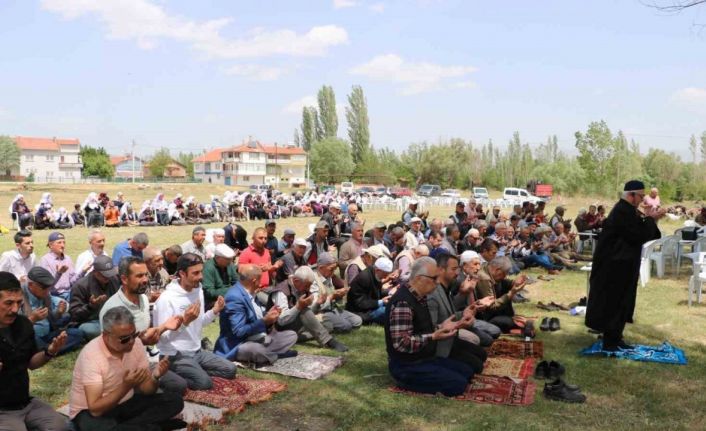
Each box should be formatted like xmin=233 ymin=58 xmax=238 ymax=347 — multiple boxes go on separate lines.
xmin=0 ymin=0 xmax=705 ymax=159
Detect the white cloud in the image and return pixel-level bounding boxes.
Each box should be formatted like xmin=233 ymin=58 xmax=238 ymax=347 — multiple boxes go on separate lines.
xmin=334 ymin=0 xmax=358 ymax=9
xmin=41 ymin=0 xmax=348 ymax=59
xmin=283 ymin=95 xmax=318 ymax=114
xmin=454 ymin=81 xmax=477 ymax=89
xmin=672 ymin=87 xmax=706 ymax=104
xmin=350 ymin=54 xmax=478 ymax=95
xmin=369 ymin=3 xmax=385 ymax=13
xmin=223 ymin=64 xmax=289 ymax=81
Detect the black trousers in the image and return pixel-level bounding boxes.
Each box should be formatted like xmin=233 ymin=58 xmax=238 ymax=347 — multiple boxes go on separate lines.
xmin=449 ymin=338 xmax=487 ymax=374
xmin=73 ymin=392 xmax=184 ymax=431
xmin=603 ymin=315 xmax=627 ymax=348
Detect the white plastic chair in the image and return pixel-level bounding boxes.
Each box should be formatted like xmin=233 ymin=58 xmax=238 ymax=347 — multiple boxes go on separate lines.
xmin=680 ymin=236 xmax=706 ymax=276
xmin=687 ymin=252 xmax=706 ymax=306
xmin=649 ymin=235 xmax=679 ymax=278
xmin=640 ymin=239 xmax=659 ymax=288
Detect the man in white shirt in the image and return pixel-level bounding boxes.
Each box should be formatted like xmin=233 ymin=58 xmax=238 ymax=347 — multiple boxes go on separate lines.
xmin=152 ymin=253 xmax=236 ymax=390
xmin=0 ymin=230 xmax=35 ymax=284
xmin=75 ymin=230 xmax=108 ymax=275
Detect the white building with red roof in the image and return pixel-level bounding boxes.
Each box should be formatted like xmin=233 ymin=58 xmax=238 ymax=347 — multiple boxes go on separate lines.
xmin=12 ymin=136 xmax=83 ymax=183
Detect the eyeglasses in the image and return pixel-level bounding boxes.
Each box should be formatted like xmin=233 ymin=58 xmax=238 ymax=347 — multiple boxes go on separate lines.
xmin=109 ymin=331 xmax=139 ymax=344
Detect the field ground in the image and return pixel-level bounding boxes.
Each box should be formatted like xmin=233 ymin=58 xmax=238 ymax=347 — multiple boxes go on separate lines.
xmin=2 ymin=183 xmax=705 ymax=430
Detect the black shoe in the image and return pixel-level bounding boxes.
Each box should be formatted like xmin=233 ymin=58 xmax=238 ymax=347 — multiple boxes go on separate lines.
xmin=547 ymin=360 xmax=565 ymax=379
xmin=578 ymin=296 xmax=587 ymax=307
xmin=201 ymin=337 xmax=213 ymax=351
xmin=543 ymin=379 xmax=586 ymax=403
xmin=618 ymin=340 xmax=635 ymax=350
xmin=549 ymin=317 xmax=561 ymax=331
xmin=158 ymin=418 xmax=189 ymax=431
xmin=534 ymin=361 xmax=549 ymax=379
xmin=325 ymin=338 xmax=349 ymax=352
xmin=277 ymin=349 xmax=298 ymax=359
xmin=540 ymin=317 xmax=551 ymax=331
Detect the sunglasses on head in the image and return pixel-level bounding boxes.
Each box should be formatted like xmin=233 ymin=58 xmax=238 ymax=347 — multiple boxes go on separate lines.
xmin=111 ymin=331 xmax=139 ymax=344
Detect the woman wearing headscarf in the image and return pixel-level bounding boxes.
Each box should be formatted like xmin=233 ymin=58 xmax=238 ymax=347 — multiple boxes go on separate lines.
xmin=11 ymin=194 xmax=33 ymax=229
xmin=83 ymin=192 xmax=104 ymax=227
xmin=120 ymin=202 xmax=139 ymax=226
xmin=151 ymin=193 xmax=169 ymax=226
xmin=138 ymin=200 xmax=157 ymax=226
xmin=104 ymin=200 xmax=121 ymax=227
xmin=167 ymin=202 xmax=186 ymax=225
xmin=54 ymin=207 xmax=74 ymax=229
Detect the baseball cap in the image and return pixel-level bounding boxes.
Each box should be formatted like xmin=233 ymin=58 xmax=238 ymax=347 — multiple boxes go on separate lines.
xmin=265 ymin=219 xmax=277 ymax=226
xmin=283 ymin=228 xmax=296 ymax=236
xmin=317 ymin=252 xmax=337 ymax=266
xmin=28 ymin=267 xmax=55 ymax=288
xmin=48 ymin=232 xmax=65 ymax=242
xmin=214 ymin=243 xmax=236 ymax=259
xmin=293 ymin=238 xmax=308 ymax=247
xmin=408 ymin=199 xmax=418 ymax=205
xmin=373 ymin=221 xmax=387 ymax=229
xmin=329 ymin=202 xmax=341 ymax=209
xmin=374 ymin=257 xmax=393 ymax=273
xmin=410 ymin=216 xmax=422 ymax=223
xmin=93 ymin=255 xmax=119 ymax=278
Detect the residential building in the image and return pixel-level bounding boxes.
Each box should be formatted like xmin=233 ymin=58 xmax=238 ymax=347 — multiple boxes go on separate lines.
xmin=143 ymin=161 xmax=187 ymax=179
xmin=193 ymin=139 xmax=307 ymax=187
xmin=110 ymin=155 xmax=145 ymax=180
xmin=11 ymin=136 xmax=83 ymax=183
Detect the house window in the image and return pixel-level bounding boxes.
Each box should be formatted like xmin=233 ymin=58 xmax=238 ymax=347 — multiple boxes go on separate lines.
xmin=46 ymin=171 xmax=53 ymax=178
xmin=243 ymin=176 xmax=250 ymax=181
xmin=61 ymin=156 xmax=65 ymax=163
xmin=25 ymin=155 xmax=33 ymax=162
xmin=46 ymin=155 xmax=54 ymax=161
xmin=65 ymin=171 xmax=71 ymax=178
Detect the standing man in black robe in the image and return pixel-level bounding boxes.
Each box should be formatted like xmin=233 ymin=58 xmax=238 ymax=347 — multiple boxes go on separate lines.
xmin=585 ymin=180 xmax=664 ymax=351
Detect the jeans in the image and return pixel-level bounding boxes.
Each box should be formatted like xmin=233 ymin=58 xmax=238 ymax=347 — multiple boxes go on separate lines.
xmin=166 ymin=349 xmax=237 ymax=391
xmin=36 ymin=327 xmax=84 ymax=355
xmin=73 ymin=392 xmax=184 ymax=431
xmin=78 ymin=321 xmax=101 ymax=340
xmin=356 ymin=304 xmax=386 ymax=325
xmin=522 ymin=253 xmax=561 ymax=271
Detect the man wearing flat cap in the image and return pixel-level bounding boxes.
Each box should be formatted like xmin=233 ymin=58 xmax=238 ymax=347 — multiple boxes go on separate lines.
xmin=202 ymin=244 xmax=239 ymax=310
xmin=586 ymin=180 xmax=664 ymax=352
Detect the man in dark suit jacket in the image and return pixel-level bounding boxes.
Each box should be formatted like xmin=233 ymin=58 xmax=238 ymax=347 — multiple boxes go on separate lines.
xmin=345 ymin=258 xmax=393 ymax=324
xmin=214 ymin=265 xmax=296 ymax=364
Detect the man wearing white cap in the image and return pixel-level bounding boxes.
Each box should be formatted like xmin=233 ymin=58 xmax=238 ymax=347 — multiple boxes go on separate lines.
xmin=454 ymin=251 xmax=501 ymax=346
xmin=402 ymin=200 xmax=419 ymax=226
xmin=346 ymin=257 xmax=394 ymax=324
xmin=314 ymin=253 xmax=362 ymax=333
xmin=204 ymin=228 xmax=226 ymax=260
xmin=404 ymin=217 xmax=425 ymax=249
xmin=276 ymin=238 xmax=308 ymax=283
xmin=202 ymin=244 xmax=239 ymax=310
xmin=320 ymin=202 xmax=342 ymax=244
xmin=345 ymin=244 xmax=389 ymax=286
xmin=277 ymin=228 xmax=297 ymax=257
xmin=305 ymin=221 xmax=335 ymax=265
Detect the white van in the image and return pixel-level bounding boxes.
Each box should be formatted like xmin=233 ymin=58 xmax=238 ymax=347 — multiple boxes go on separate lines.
xmin=472 ymin=187 xmax=489 ymax=199
xmin=502 ymin=187 xmax=543 ymax=204
xmin=340 ymin=182 xmax=354 ymax=194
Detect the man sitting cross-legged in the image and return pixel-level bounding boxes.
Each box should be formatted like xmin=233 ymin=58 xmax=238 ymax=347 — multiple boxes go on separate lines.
xmin=70 ymin=255 xmax=121 ymax=340
xmin=153 ymin=253 xmax=237 ymax=390
xmin=313 ymin=253 xmax=362 ymax=334
xmin=214 ymin=265 xmax=297 ymax=364
xmin=474 ymin=256 xmax=528 ymax=333
xmin=265 ymin=266 xmax=349 ymax=352
xmin=346 ymin=257 xmax=395 ymax=324
xmin=69 ymin=306 xmax=185 ymax=431
xmin=385 ymin=257 xmax=475 ymax=397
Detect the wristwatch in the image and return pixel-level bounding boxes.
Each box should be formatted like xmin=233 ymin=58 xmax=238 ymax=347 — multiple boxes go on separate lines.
xmin=43 ymin=348 xmax=56 ymax=359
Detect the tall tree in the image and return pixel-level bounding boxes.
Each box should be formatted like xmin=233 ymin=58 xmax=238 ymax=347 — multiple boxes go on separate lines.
xmin=701 ymin=131 xmax=706 ymax=164
xmin=346 ymin=85 xmax=370 ymax=165
xmin=0 ymin=135 xmax=21 ymax=178
xmin=310 ymin=137 xmax=354 ymax=184
xmin=79 ymin=146 xmax=114 ymax=178
xmin=149 ymin=148 xmax=173 ymax=178
xmin=176 ymin=152 xmax=195 ymax=177
xmin=293 ymin=128 xmax=301 ymax=148
xmin=575 ymin=120 xmax=615 ymax=193
xmin=301 ymin=107 xmax=317 ymax=152
xmin=317 ymin=85 xmax=338 ymax=138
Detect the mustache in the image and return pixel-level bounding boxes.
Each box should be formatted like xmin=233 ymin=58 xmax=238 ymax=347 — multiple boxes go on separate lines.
xmin=136 ymin=283 xmax=149 ymax=294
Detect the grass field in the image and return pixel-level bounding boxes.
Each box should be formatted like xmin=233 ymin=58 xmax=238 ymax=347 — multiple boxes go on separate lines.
xmin=3 ymin=183 xmax=706 ymax=431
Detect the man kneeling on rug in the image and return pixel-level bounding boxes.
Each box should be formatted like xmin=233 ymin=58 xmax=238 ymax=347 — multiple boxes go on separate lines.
xmin=215 ymin=264 xmax=298 ymax=365
xmin=69 ymin=306 xmax=185 ymax=431
xmin=385 ymin=257 xmax=475 ymax=396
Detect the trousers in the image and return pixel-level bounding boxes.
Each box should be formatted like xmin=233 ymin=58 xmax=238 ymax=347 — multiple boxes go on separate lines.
xmin=72 ymin=392 xmax=184 ymax=431
xmin=235 ymin=330 xmax=298 ymax=365
xmin=165 ymin=349 xmax=237 ymax=391
xmin=389 ymin=357 xmax=474 ymax=397
xmin=0 ymin=398 xmax=68 ymax=431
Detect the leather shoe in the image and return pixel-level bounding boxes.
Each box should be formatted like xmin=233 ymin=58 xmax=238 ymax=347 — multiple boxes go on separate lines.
xmin=549 ymin=317 xmax=561 ymax=331
xmin=325 ymin=338 xmax=349 ymax=352
xmin=618 ymin=339 xmax=635 ymax=350
xmin=534 ymin=361 xmax=549 ymax=379
xmin=547 ymin=360 xmax=565 ymax=379
xmin=540 ymin=317 xmax=551 ymax=331
xmin=523 ymin=320 xmax=535 ymax=339
xmin=543 ymin=379 xmax=586 ymax=403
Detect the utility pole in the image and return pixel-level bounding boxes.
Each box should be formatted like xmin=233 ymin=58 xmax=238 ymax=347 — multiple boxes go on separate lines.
xmin=131 ymin=140 xmax=136 ymax=183
xmin=275 ymin=142 xmax=279 ymax=189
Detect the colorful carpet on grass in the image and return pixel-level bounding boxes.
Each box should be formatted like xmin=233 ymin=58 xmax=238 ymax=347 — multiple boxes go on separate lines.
xmin=482 ymin=357 xmax=536 ymax=379
xmin=235 ymin=353 xmax=344 ymax=380
xmin=486 ymin=339 xmax=544 ymax=359
xmin=580 ymin=340 xmax=687 ymax=365
xmin=388 ymin=375 xmax=536 ymax=406
xmin=184 ymin=376 xmax=287 ymax=413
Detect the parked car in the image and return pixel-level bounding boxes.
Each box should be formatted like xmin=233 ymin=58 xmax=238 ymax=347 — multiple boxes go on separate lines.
xmin=502 ymin=187 xmax=543 ymax=204
xmin=340 ymin=182 xmax=354 ymax=194
xmin=390 ymin=187 xmax=412 ymax=198
xmin=249 ymin=184 xmax=269 ymax=193
xmin=320 ymin=185 xmax=336 ymax=194
xmin=473 ymin=187 xmax=489 ymax=199
xmin=374 ymin=186 xmax=389 ymax=196
xmin=441 ymin=189 xmax=461 ymax=199
xmin=356 ymin=186 xmax=375 ymax=194
xmin=417 ymin=184 xmax=442 ymax=197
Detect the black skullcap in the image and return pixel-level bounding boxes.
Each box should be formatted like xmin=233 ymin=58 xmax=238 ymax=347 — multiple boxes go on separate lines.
xmin=0 ymin=271 xmax=21 ymax=291
xmin=624 ymin=180 xmax=645 ymax=191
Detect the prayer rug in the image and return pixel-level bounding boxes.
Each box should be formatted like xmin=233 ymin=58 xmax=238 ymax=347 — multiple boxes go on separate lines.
xmin=235 ymin=353 xmax=345 ymax=380
xmin=184 ymin=376 xmax=287 ymax=413
xmin=580 ymin=340 xmax=687 ymax=365
xmin=388 ymin=375 xmax=536 ymax=406
xmin=487 ymin=339 xmax=544 ymax=359
xmin=482 ymin=357 xmax=536 ymax=379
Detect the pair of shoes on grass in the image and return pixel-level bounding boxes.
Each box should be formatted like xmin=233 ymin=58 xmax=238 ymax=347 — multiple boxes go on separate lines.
xmin=540 ymin=317 xmax=561 ymax=331
xmin=536 ymin=361 xmax=586 ymax=403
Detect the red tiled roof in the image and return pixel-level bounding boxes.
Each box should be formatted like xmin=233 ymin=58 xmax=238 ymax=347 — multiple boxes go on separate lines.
xmin=193 ymin=148 xmax=225 ymax=163
xmin=14 ymin=136 xmax=80 ymax=151
xmin=262 ymin=145 xmax=306 ymax=155
xmin=110 ymin=155 xmax=143 ymax=166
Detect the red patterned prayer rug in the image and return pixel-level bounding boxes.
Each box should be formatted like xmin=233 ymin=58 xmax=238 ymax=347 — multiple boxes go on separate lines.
xmin=184 ymin=376 xmax=287 ymax=414
xmin=486 ymin=339 xmax=544 ymax=359
xmin=482 ymin=357 xmax=536 ymax=379
xmin=388 ymin=375 xmax=536 ymax=406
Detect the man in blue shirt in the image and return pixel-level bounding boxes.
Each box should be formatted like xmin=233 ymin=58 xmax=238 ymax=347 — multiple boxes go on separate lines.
xmin=21 ymin=267 xmax=84 ymax=355
xmin=112 ymin=232 xmax=149 ymax=266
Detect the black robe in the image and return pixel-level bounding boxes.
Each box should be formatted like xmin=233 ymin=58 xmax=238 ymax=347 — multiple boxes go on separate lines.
xmin=585 ymin=199 xmax=661 ymax=332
